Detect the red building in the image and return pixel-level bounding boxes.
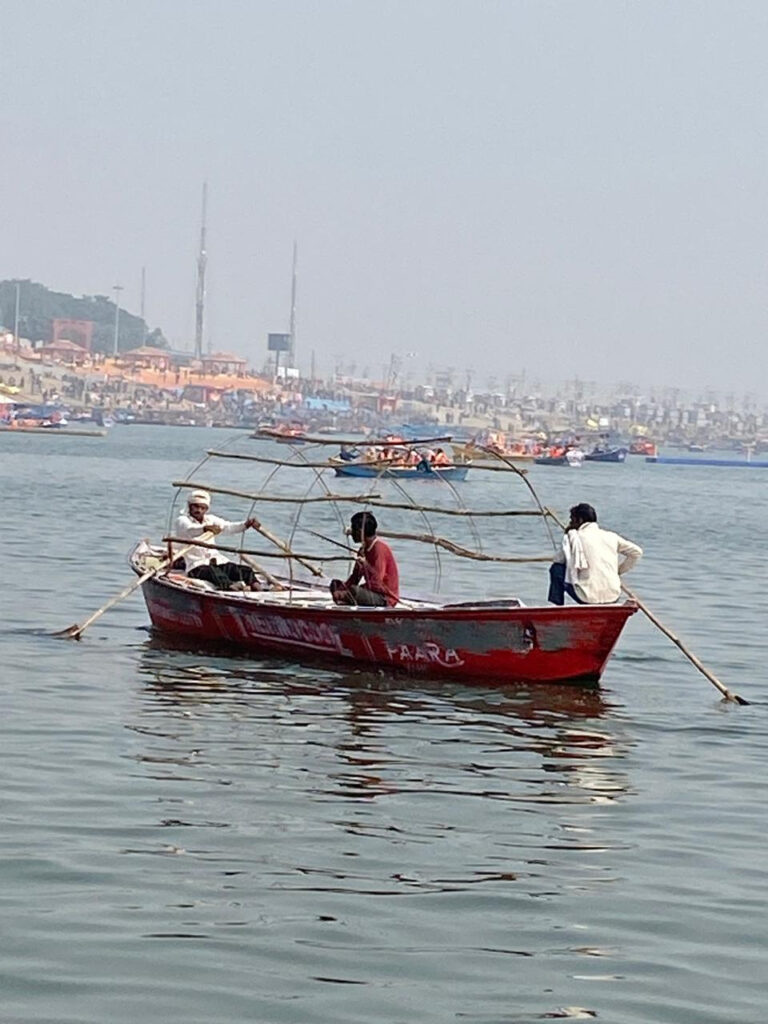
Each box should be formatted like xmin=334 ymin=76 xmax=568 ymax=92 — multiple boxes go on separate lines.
xmin=52 ymin=319 xmax=94 ymax=351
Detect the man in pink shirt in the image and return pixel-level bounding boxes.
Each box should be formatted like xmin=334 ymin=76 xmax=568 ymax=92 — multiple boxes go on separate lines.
xmin=330 ymin=512 xmax=400 ymax=607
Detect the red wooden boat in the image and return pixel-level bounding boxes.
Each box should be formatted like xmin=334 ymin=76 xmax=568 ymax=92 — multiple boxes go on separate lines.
xmin=131 ymin=541 xmax=636 ymax=685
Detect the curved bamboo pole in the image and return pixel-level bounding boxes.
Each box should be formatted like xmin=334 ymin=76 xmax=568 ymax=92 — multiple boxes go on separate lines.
xmin=467 ymin=445 xmax=559 ymax=550
xmin=172 ymin=480 xmax=545 ymax=517
xmin=377 ymin=530 xmax=552 ymax=563
xmin=253 ymin=432 xmax=454 ymax=447
xmin=161 ymin=537 xmax=347 ymax=563
xmin=252 ymin=440 xmax=350 ymax=593
xmin=171 ymin=482 xmax=382 ymax=505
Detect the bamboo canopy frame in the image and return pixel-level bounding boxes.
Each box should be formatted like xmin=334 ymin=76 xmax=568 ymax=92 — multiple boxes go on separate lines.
xmin=162 ymin=532 xmax=551 ymax=567
xmin=172 ymin=481 xmax=382 ymax=506
xmin=171 ymin=480 xmax=546 ymax=518
xmin=253 ymin=432 xmax=454 ymax=447
xmin=167 ymin=440 xmax=552 ymax=590
xmin=162 ymin=537 xmax=350 ymax=563
xmin=378 ymin=531 xmax=552 ymax=563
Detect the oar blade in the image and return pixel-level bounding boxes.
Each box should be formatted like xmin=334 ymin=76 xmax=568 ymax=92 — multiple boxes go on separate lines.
xmin=51 ymin=624 xmax=84 ymax=640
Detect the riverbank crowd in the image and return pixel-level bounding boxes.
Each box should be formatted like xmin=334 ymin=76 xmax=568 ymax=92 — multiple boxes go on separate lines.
xmin=0 ymin=335 xmax=766 ymax=450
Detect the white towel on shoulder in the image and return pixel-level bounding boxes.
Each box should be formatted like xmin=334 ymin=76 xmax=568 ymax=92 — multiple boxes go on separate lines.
xmin=564 ymin=529 xmax=589 ymax=584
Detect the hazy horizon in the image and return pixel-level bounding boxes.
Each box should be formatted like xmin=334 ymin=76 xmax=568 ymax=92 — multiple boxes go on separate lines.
xmin=4 ymin=1 xmax=768 ymax=397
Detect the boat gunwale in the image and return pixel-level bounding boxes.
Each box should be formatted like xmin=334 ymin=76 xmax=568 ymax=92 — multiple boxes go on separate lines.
xmin=130 ymin=547 xmax=637 ymax=623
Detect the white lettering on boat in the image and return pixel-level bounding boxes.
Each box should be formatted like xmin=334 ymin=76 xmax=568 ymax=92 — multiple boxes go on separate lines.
xmin=232 ymin=610 xmax=354 ymax=655
xmin=384 ymin=640 xmax=464 ymax=668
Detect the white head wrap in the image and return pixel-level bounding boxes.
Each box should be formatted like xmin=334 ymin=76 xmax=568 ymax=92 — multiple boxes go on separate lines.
xmin=188 ymin=489 xmax=211 ymax=508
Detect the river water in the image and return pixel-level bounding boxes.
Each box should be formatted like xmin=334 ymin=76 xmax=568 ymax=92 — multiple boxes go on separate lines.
xmin=1 ymin=426 xmax=765 ymax=1024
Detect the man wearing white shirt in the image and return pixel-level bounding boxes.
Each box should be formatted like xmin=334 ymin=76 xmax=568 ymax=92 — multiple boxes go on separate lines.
xmin=174 ymin=489 xmax=261 ymax=590
xmin=548 ymin=503 xmax=642 ymax=605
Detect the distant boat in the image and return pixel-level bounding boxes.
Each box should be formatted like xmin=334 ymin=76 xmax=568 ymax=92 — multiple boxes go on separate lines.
xmin=332 ymin=461 xmax=470 ymax=481
xmin=451 ymin=430 xmax=538 ymax=464
xmin=535 ymin=448 xmax=585 ymax=467
xmin=629 ymin=440 xmax=657 ymax=456
xmin=584 ymin=446 xmax=628 ymax=463
xmin=451 ymin=441 xmax=536 ymax=464
xmin=8 ymin=404 xmax=69 ymax=429
xmin=253 ymin=424 xmax=308 ymax=444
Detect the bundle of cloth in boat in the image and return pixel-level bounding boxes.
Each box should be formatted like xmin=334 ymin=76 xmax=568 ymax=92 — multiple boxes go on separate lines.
xmin=173 ymin=490 xmax=262 ymax=591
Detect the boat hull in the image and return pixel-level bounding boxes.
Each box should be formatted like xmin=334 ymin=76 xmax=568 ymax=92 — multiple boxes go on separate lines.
xmin=451 ymin=443 xmax=535 ymax=464
xmin=534 ymin=455 xmax=568 ymax=466
xmin=139 ymin=575 xmax=636 ymax=685
xmin=584 ymin=448 xmax=628 ymax=463
xmin=333 ymin=463 xmax=470 ymax=480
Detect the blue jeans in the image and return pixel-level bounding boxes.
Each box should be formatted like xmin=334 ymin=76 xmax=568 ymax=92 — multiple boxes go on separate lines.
xmin=548 ymin=562 xmax=586 ymax=605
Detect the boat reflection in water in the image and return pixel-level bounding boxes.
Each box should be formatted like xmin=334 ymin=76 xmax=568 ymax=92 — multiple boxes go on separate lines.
xmin=133 ymin=637 xmax=631 ymax=811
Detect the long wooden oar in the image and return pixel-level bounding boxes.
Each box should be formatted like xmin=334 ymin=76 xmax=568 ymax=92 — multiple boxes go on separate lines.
xmin=620 ymin=583 xmax=749 ymax=705
xmin=240 ymin=553 xmax=285 ymax=590
xmin=544 ymin=509 xmax=748 ymax=705
xmin=252 ymin=522 xmax=324 ymax=578
xmin=52 ymin=532 xmax=216 ymax=640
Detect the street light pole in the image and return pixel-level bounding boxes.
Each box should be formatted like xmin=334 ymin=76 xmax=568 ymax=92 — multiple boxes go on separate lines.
xmin=112 ymin=284 xmax=123 ymax=358
xmin=13 ymin=282 xmax=20 ymax=354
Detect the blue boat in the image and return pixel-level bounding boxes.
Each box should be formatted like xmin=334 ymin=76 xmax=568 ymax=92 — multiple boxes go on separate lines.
xmin=333 ymin=461 xmax=470 ymax=481
xmin=534 ymin=454 xmax=569 ymax=466
xmin=584 ymin=446 xmax=628 ymax=463
xmin=647 ymin=455 xmax=768 ymax=468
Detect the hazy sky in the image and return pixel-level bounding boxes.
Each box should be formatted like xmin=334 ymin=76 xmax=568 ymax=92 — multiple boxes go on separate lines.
xmin=4 ymin=1 xmax=768 ymax=395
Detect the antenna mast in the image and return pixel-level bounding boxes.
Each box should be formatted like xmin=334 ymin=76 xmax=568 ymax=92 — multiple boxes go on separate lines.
xmin=194 ymin=182 xmax=208 ymax=359
xmin=289 ymin=240 xmax=297 ymax=366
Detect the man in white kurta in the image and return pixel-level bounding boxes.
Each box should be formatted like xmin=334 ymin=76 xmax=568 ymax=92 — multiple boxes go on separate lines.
xmin=548 ymin=503 xmax=642 ymax=604
xmin=173 ymin=489 xmax=261 ymax=589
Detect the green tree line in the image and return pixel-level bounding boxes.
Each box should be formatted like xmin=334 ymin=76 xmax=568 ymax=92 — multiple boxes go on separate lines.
xmin=0 ymin=279 xmax=169 ymax=353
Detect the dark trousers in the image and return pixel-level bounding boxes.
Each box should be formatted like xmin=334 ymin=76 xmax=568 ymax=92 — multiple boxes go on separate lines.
xmin=189 ymin=562 xmax=257 ymax=590
xmin=330 ymin=580 xmax=388 ymax=607
xmin=548 ymin=562 xmax=586 ymax=606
